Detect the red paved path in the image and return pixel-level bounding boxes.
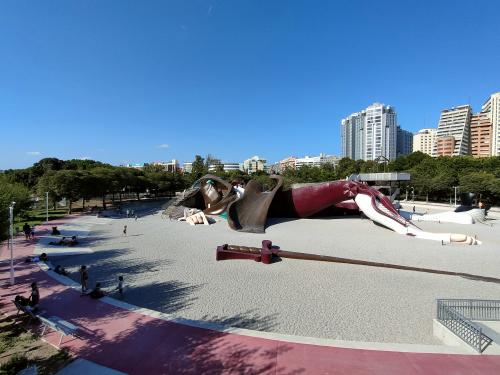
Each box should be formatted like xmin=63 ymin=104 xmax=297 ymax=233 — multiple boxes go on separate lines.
xmin=1 ymin=218 xmax=500 ymax=374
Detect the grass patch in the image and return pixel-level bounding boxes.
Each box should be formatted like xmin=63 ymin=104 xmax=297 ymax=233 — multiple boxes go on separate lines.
xmin=14 ymin=209 xmax=68 ymax=231
xmin=0 ymin=315 xmax=73 ymax=375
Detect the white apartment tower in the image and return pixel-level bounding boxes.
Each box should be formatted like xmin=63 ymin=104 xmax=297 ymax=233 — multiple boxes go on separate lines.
xmin=413 ymin=128 xmax=437 ymax=156
xmin=435 ymin=105 xmax=472 ymax=156
xmin=482 ymin=92 xmax=500 ymax=156
xmin=363 ymin=103 xmax=397 ymax=161
xmin=341 ymin=103 xmax=398 ymax=161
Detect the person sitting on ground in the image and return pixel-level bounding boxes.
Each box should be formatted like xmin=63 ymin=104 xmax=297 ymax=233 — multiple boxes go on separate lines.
xmin=49 ymin=236 xmax=67 ymax=245
xmin=25 ymin=255 xmax=40 ymax=263
xmin=51 ymin=226 xmax=61 ymax=235
xmin=68 ymin=235 xmax=78 ymax=246
xmin=40 ymin=253 xmax=49 ymax=262
xmin=23 ymin=223 xmax=31 ymax=240
xmin=54 ymin=265 xmax=69 ymax=276
xmin=89 ymin=282 xmax=105 ymax=299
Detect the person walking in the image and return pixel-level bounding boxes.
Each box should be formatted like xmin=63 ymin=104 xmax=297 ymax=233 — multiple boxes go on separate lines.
xmin=134 ymin=214 xmax=138 ymax=221
xmin=30 ymin=225 xmax=36 ymax=240
xmin=116 ymin=276 xmax=124 ymax=298
xmin=79 ymin=265 xmax=89 ymax=293
xmin=123 ymin=225 xmax=127 ymax=236
xmin=23 ymin=223 xmax=31 ymax=240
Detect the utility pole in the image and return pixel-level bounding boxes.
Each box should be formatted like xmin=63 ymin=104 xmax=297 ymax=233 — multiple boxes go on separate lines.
xmin=9 ymin=202 xmax=15 ymax=285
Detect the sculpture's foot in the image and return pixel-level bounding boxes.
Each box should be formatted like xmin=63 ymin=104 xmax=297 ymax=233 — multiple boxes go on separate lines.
xmin=450 ymin=233 xmax=481 ymax=245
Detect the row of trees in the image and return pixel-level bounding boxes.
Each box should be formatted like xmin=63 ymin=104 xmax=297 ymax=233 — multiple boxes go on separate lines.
xmin=280 ymin=152 xmax=500 ymax=203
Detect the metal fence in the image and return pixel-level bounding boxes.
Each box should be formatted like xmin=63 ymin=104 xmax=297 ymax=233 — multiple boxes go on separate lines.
xmin=436 ymin=299 xmax=500 ymax=353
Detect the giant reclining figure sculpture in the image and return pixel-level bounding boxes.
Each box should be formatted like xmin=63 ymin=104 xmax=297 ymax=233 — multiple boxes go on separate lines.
xmin=170 ymin=174 xmax=479 ymax=245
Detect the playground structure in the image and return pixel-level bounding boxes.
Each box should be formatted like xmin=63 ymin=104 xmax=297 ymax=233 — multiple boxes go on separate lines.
xmin=167 ymin=174 xmax=480 ymax=245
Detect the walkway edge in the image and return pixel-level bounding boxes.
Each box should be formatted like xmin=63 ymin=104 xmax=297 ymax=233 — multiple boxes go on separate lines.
xmin=38 ymin=262 xmax=477 ymax=355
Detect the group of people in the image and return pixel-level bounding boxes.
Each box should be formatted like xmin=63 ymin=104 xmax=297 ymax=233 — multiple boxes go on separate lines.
xmin=80 ymin=265 xmax=125 ymax=299
xmin=48 ymin=235 xmax=78 ymax=247
xmin=22 ymin=223 xmax=36 ymax=240
xmin=125 ymin=209 xmax=138 ymax=220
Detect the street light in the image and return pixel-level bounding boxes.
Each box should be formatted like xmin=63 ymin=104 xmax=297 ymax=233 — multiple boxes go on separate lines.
xmin=411 ymin=187 xmax=415 ymax=202
xmin=9 ymin=202 xmax=15 ymax=285
xmin=45 ymin=192 xmax=49 ymax=223
xmin=453 ymin=186 xmax=459 ymax=207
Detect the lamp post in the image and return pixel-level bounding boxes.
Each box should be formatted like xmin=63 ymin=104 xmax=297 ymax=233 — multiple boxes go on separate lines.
xmin=411 ymin=187 xmax=415 ymax=202
xmin=45 ymin=192 xmax=49 ymax=223
xmin=453 ymin=186 xmax=459 ymax=207
xmin=9 ymin=202 xmax=15 ymax=285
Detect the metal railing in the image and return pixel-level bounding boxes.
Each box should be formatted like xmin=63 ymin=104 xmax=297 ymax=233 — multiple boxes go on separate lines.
xmin=437 ymin=299 xmax=500 ymax=353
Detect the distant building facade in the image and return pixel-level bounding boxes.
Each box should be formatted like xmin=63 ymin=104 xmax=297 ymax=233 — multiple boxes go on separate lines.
xmin=151 ymin=159 xmax=179 ymax=172
xmin=279 ymin=157 xmax=297 ymax=172
xmin=182 ymin=162 xmax=193 ymax=173
xmin=208 ymin=162 xmax=242 ymax=172
xmin=482 ymin=92 xmax=500 ymax=156
xmin=396 ymin=126 xmax=413 ymax=157
xmin=295 ymin=154 xmax=340 ymax=169
xmin=125 ymin=163 xmax=145 ymax=170
xmin=413 ymin=128 xmax=437 ymax=156
xmin=243 ymin=156 xmax=267 ymax=174
xmin=341 ymin=103 xmax=400 ymax=161
xmin=435 ymin=105 xmax=472 ymax=156
xmin=470 ymin=112 xmax=492 ymax=157
xmin=435 ymin=136 xmax=456 ymax=157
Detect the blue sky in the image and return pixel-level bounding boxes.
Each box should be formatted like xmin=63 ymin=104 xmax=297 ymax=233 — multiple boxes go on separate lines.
xmin=1 ymin=0 xmax=499 ymax=169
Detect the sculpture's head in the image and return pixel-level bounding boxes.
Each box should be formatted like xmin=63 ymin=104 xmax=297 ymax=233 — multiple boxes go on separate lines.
xmin=178 ymin=174 xmax=237 ymax=215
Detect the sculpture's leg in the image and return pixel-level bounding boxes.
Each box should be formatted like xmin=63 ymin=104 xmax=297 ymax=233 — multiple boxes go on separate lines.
xmin=354 ymin=191 xmax=481 ymax=245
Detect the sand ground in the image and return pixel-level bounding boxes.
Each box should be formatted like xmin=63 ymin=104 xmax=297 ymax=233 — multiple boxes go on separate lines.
xmin=50 ymin=200 xmax=500 ymax=345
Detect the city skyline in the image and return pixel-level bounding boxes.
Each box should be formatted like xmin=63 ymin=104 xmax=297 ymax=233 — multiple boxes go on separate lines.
xmin=1 ymin=1 xmax=500 ymax=170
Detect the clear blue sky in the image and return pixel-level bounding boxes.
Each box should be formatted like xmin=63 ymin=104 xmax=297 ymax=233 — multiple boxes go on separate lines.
xmin=1 ymin=0 xmax=499 ymax=169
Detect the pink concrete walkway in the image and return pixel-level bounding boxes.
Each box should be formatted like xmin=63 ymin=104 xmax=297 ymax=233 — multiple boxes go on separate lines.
xmin=2 ymin=218 xmax=500 ymax=374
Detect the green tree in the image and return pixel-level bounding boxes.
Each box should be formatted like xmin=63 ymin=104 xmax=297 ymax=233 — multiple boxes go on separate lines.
xmin=0 ymin=176 xmax=31 ymax=239
xmin=190 ymin=155 xmax=207 ymax=182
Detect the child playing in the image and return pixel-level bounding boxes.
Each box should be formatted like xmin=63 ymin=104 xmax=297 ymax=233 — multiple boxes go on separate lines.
xmin=116 ymin=276 xmax=124 ymax=298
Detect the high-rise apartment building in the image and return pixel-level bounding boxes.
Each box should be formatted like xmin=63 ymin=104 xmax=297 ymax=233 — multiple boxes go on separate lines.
xmin=435 ymin=105 xmax=472 ymax=156
xmin=396 ymin=126 xmax=413 ymax=157
xmin=482 ymin=92 xmax=500 ymax=156
xmin=341 ymin=103 xmax=399 ymax=161
xmin=364 ymin=103 xmax=397 ymax=160
xmin=341 ymin=112 xmax=365 ymax=160
xmin=470 ymin=112 xmax=492 ymax=157
xmin=413 ymin=128 xmax=437 ymax=156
